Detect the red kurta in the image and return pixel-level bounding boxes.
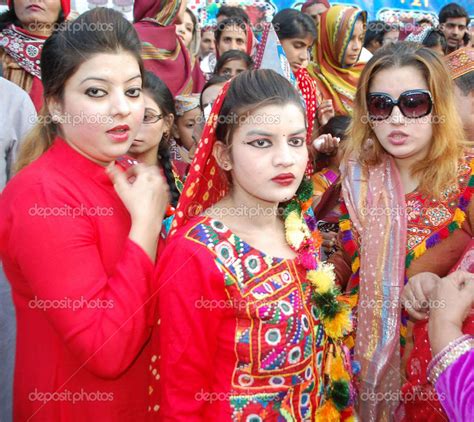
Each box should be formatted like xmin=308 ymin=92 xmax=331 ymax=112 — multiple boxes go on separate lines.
xmin=149 ymin=216 xmax=325 ymax=420
xmin=0 ymin=138 xmax=157 ymax=421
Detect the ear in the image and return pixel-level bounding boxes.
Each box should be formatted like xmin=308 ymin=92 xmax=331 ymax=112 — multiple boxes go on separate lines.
xmin=164 ymin=113 xmax=174 ymax=134
xmin=46 ymin=97 xmax=63 ymax=122
xmin=212 ymin=140 xmax=232 ymax=171
xmin=171 ymin=122 xmax=180 ymax=140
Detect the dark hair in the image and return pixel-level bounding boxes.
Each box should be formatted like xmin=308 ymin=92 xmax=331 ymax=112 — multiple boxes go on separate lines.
xmin=214 ymin=50 xmax=254 ymax=76
xmin=363 ymin=20 xmax=390 ymax=48
xmin=423 ymin=29 xmax=447 ymax=54
xmin=200 ymin=75 xmax=228 ymax=110
xmin=215 ymin=69 xmax=306 ymax=144
xmin=439 ymin=3 xmax=470 ymax=26
xmin=0 ymin=0 xmax=65 ymax=31
xmin=215 ymin=17 xmax=248 ymax=44
xmin=142 ymin=71 xmax=180 ymax=206
xmin=320 ymin=115 xmax=351 ymax=141
xmin=454 ymin=71 xmax=474 ymax=95
xmin=16 ymin=7 xmax=144 ymax=171
xmin=272 ymin=8 xmax=316 ymax=41
xmin=217 ymin=5 xmax=250 ymax=24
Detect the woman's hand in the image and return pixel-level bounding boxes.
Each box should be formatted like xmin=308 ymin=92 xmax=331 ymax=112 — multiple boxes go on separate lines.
xmin=312 ymin=134 xmax=340 ymax=156
xmin=317 ymin=99 xmax=335 ymax=126
xmin=401 ymin=272 xmax=441 ymax=320
xmin=428 ymin=270 xmax=474 ymax=355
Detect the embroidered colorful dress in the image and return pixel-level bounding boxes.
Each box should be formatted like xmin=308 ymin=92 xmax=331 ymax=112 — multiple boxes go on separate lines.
xmin=331 ymin=154 xmax=474 ymax=421
xmin=149 ymin=216 xmax=329 ymax=419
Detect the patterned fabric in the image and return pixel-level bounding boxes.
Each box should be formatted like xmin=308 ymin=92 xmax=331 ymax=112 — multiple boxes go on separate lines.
xmin=445 ymin=47 xmax=474 ymax=81
xmin=405 ymin=161 xmax=471 ymax=254
xmin=405 ymin=27 xmax=433 ymax=44
xmin=175 ymin=94 xmax=200 ymax=116
xmin=340 ymin=154 xmax=407 ymax=421
xmin=0 ymin=25 xmax=43 ymax=79
xmin=307 ymin=6 xmax=367 ymax=116
xmin=187 ymin=217 xmax=325 ymax=419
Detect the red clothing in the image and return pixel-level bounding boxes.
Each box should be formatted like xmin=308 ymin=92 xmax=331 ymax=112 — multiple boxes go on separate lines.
xmin=150 ymin=216 xmax=325 ymax=420
xmin=0 ymin=138 xmax=157 ymax=421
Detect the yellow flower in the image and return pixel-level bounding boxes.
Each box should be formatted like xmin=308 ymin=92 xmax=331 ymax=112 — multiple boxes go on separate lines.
xmin=315 ymin=400 xmax=340 ymax=422
xmin=323 ymin=303 xmax=353 ymax=339
xmin=308 ymin=263 xmax=336 ymax=294
xmin=285 ymin=210 xmax=309 ymax=250
xmin=329 ymin=352 xmax=350 ymax=382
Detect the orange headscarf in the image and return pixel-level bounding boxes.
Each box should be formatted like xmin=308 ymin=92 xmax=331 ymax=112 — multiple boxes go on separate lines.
xmin=308 ymin=5 xmax=367 ymax=115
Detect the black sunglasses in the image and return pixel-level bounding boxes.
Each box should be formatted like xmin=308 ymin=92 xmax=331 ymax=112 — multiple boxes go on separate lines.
xmin=367 ymin=89 xmax=433 ymax=121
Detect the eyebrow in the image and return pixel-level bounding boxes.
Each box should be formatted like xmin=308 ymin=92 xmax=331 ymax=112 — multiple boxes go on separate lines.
xmin=246 ymin=128 xmax=306 ymax=137
xmin=80 ymin=74 xmax=141 ymax=85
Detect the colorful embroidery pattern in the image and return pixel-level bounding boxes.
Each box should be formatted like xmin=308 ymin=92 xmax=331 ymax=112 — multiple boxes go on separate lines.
xmin=185 ymin=217 xmax=324 ymax=420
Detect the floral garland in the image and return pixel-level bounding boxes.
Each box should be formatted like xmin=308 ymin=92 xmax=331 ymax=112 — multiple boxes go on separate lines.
xmin=283 ymin=177 xmax=356 ymax=421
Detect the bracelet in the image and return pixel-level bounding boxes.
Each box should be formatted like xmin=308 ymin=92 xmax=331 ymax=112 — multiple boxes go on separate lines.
xmin=429 ymin=334 xmax=471 ymax=369
xmin=427 ymin=337 xmax=474 ymax=385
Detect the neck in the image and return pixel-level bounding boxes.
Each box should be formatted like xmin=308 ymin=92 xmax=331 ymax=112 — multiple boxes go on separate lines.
xmin=130 ymin=146 xmax=159 ymax=167
xmin=23 ymin=23 xmax=53 ymax=38
xmin=225 ymin=186 xmax=281 ymax=231
xmin=393 ymin=156 xmax=419 ymax=194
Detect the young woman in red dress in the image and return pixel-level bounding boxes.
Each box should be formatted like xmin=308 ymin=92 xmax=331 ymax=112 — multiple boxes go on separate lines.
xmin=0 ymin=8 xmax=169 ymax=421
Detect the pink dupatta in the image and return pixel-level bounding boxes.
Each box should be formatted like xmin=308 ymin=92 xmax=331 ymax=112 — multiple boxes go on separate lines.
xmin=341 ymin=154 xmax=407 ymax=421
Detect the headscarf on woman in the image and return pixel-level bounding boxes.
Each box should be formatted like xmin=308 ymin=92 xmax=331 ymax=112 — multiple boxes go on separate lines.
xmin=307 ymin=5 xmax=367 ymax=115
xmin=133 ymin=0 xmax=193 ymax=96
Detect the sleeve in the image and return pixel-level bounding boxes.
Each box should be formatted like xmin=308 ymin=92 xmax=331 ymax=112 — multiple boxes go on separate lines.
xmin=435 ymin=351 xmax=474 ymax=421
xmin=7 ymin=183 xmax=156 ymax=378
xmin=5 ymin=81 xmax=36 ymax=181
xmin=155 ymin=235 xmax=227 ymax=420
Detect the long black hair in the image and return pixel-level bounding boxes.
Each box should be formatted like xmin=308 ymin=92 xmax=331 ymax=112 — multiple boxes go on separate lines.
xmin=142 ymin=71 xmax=180 ymax=207
xmin=272 ymin=8 xmax=316 ymax=41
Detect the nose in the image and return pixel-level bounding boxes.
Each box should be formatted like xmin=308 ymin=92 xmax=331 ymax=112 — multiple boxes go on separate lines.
xmin=298 ymin=48 xmax=307 ymax=61
xmin=352 ymin=39 xmax=361 ymax=51
xmin=110 ymin=90 xmax=132 ymax=117
xmin=230 ymin=40 xmax=238 ymax=50
xmin=273 ymin=141 xmax=296 ymax=167
xmin=387 ymin=104 xmax=406 ymax=124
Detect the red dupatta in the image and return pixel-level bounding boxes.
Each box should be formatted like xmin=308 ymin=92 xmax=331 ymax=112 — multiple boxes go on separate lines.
xmin=134 ymin=0 xmax=192 ymax=96
xmin=169 ymin=80 xmax=231 ymax=236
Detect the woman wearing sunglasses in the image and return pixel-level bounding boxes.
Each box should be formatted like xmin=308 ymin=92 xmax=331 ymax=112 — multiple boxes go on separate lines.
xmin=329 ymin=42 xmax=473 ymax=421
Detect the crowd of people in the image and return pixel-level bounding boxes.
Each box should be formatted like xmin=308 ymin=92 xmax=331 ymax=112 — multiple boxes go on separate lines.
xmin=0 ymin=0 xmax=473 ymax=421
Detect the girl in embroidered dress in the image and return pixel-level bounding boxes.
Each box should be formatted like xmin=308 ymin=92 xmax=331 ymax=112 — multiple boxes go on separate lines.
xmin=330 ymin=41 xmax=474 ymax=421
xmin=149 ymin=69 xmax=356 ymax=420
